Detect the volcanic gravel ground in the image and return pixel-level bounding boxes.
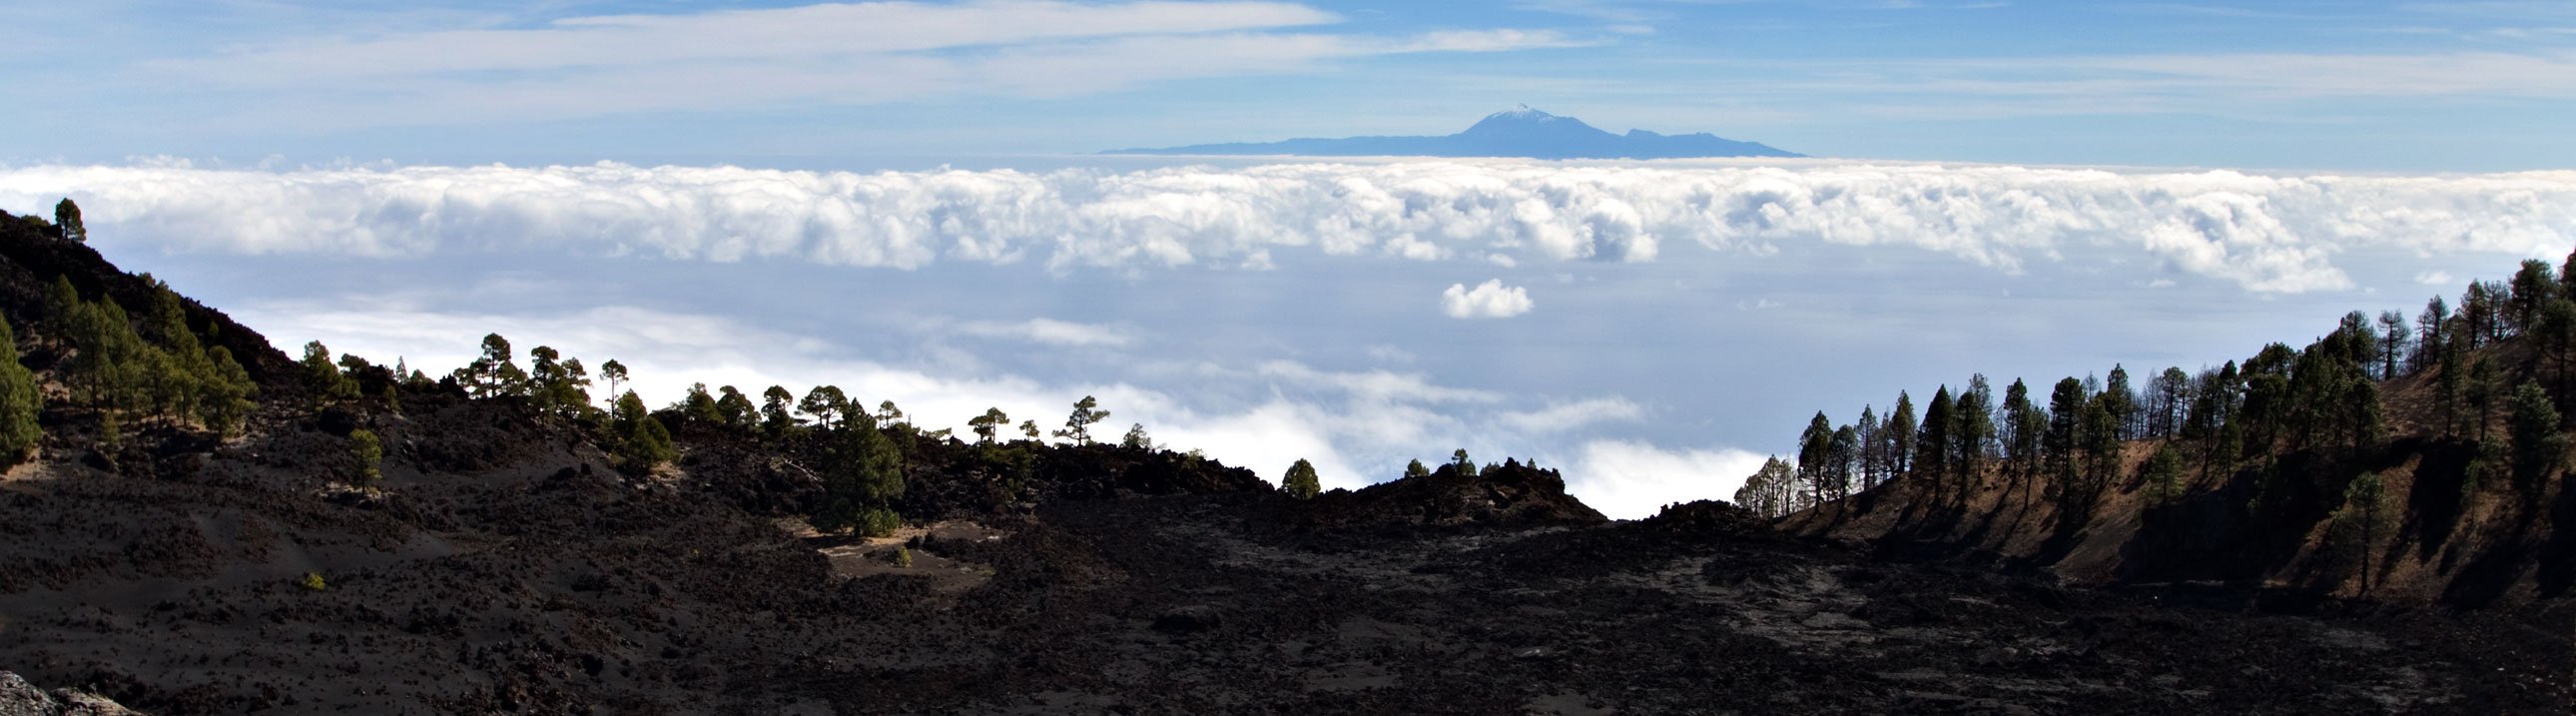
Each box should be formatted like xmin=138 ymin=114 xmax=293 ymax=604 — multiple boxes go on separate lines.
xmin=0 ymin=445 xmax=2568 ymax=714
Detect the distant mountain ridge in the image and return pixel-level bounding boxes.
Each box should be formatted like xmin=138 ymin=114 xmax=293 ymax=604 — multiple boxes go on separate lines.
xmin=1107 ymin=105 xmax=1803 ymax=160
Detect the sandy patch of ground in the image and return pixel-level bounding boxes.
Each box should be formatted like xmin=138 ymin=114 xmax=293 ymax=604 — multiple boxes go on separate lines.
xmin=782 ymin=518 xmax=1007 ymax=593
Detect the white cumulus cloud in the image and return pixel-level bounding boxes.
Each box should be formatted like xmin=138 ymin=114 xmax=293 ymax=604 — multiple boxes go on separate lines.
xmin=1564 ymin=440 xmax=1771 ymax=520
xmin=1441 ymin=279 xmax=1535 ymax=319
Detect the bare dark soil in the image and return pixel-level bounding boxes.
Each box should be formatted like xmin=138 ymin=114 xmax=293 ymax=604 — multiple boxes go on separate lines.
xmin=0 ymin=432 xmax=2567 ymax=714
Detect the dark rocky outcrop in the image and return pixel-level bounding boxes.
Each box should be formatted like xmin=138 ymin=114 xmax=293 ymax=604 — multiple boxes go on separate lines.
xmin=0 ymin=672 xmax=138 ymax=716
xmin=1293 ymin=460 xmax=1607 ymax=530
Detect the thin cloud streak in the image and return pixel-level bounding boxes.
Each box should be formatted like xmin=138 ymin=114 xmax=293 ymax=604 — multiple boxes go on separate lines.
xmin=132 ymin=1 xmax=1578 ymax=128
xmin=152 ymin=1 xmax=1347 ymax=82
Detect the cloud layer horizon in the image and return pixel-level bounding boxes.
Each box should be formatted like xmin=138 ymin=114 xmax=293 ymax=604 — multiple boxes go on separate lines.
xmin=4 ymin=158 xmax=2571 ymax=518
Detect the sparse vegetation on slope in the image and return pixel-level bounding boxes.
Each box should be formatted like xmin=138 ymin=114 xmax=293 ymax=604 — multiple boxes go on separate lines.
xmin=1774 ymin=253 xmax=2576 ymax=608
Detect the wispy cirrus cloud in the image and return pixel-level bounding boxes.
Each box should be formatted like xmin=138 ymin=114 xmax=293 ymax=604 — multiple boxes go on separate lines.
xmin=954 ymin=318 xmax=1134 ymax=348
xmin=133 ymin=0 xmax=1578 ymax=128
xmin=1497 ymin=397 xmax=1645 ymax=433
xmin=158 ymin=1 xmax=1345 ymax=81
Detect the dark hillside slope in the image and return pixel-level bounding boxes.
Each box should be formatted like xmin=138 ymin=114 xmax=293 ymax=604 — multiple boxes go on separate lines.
xmin=0 ymin=214 xmax=294 ymax=387
xmin=0 ymin=212 xmax=2563 ymax=713
xmin=1782 ymin=293 xmax=2576 ymax=613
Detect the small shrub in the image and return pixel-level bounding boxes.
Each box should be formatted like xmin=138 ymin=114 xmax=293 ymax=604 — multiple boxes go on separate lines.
xmin=299 ymin=572 xmax=326 ymax=591
xmin=894 ymin=546 xmax=913 ymax=568
xmin=856 ymin=506 xmax=903 ymax=538
xmin=1282 ymin=458 xmax=1321 ymax=500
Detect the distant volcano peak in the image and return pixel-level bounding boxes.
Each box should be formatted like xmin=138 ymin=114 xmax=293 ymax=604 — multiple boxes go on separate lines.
xmin=1461 ymin=105 xmax=1609 ymax=140
xmin=1107 ymin=107 xmax=1802 ymax=160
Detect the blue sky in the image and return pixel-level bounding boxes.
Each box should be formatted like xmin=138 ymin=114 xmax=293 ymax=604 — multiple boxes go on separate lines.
xmin=3 ymin=2 xmax=2574 ymax=517
xmin=9 ymin=0 xmax=2576 ymax=170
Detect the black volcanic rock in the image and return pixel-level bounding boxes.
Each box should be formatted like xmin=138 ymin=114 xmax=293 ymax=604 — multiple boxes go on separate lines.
xmin=1293 ymin=459 xmax=1609 ymax=529
xmin=1109 ymin=105 xmax=1803 ymax=160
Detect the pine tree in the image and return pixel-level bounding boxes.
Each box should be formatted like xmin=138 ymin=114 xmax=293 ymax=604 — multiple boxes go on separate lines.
xmin=196 ymin=347 xmax=255 ymax=436
xmin=2413 ymin=296 xmax=2449 ymax=373
xmin=2045 ymin=377 xmax=2086 ymax=493
xmin=810 ymin=417 xmax=906 ymax=533
xmin=0 ymin=317 xmax=41 ymax=466
xmin=1797 ymin=411 xmax=1834 ymax=505
xmin=2375 ymin=311 xmax=2409 ymax=379
xmin=760 ymin=385 xmax=796 ymax=436
xmin=1404 ymin=458 xmax=1431 ymax=478
xmin=526 ymin=346 xmax=565 ymax=413
xmin=714 ymin=385 xmax=756 ymax=428
xmin=2149 ymin=367 xmax=2191 ymax=438
xmin=1854 ymin=405 xmax=1882 ymax=490
xmin=525 ymin=347 xmax=589 ymax=417
xmin=142 ymin=287 xmax=207 ymax=425
xmin=2141 ymin=444 xmax=2185 ymax=506
xmin=2335 ymin=471 xmax=2388 ymax=594
xmin=2538 ymin=299 xmax=2576 ymax=398
xmin=2510 ymin=259 xmax=2558 ymax=334
xmin=2469 ymin=358 xmax=2501 ymax=441
xmin=54 ymin=199 xmax=83 ymax=243
xmin=966 ymin=407 xmax=1006 ymax=443
xmin=2004 ymin=377 xmax=2048 ymax=502
xmin=1885 ymin=391 xmax=1916 ymax=477
xmin=681 ymin=382 xmax=722 ymax=424
xmin=599 ymin=359 xmax=627 ymax=400
xmin=1914 ymin=386 xmax=1953 ymax=487
xmin=302 ymin=341 xmax=356 ymax=403
xmin=609 ymin=390 xmax=674 ymax=473
xmin=2338 ymin=468 xmax=2390 ymax=592
xmin=1952 ymin=374 xmax=1994 ymax=499
xmin=1451 ymin=448 xmax=1478 ymax=477
xmin=2562 ymin=248 xmax=2576 ymax=300
xmin=348 ymin=428 xmax=382 ymax=481
xmin=43 ymin=276 xmax=77 ymax=336
xmin=798 ymin=385 xmax=848 ymax=429
xmin=1282 ymin=458 xmax=1322 ymax=499
xmin=1829 ymin=424 xmax=1860 ymax=502
xmin=66 ymin=297 xmax=150 ymax=415
xmin=1054 ymin=395 xmax=1107 ymax=444
xmin=2103 ymin=364 xmax=2136 ymax=439
xmin=454 ymin=334 xmax=526 ymax=398
xmin=1731 ymin=456 xmax=1797 ymax=518
xmin=2506 ymin=380 xmax=2567 ymax=490
xmin=2075 ymin=394 xmax=2121 ymax=509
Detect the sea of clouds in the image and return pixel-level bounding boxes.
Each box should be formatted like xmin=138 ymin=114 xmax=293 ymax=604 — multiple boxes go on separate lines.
xmin=6 ymin=160 xmax=2573 ymax=292
xmin=4 ymin=159 xmax=2573 ymax=517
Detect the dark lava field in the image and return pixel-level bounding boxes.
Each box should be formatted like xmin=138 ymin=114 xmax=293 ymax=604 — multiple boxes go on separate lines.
xmin=0 ymin=211 xmax=2567 ymax=715
xmin=1 ymin=436 xmax=2567 ymax=714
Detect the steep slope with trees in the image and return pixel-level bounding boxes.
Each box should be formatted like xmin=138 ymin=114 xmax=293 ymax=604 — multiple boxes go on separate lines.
xmin=1768 ymin=255 xmax=2576 ymax=608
